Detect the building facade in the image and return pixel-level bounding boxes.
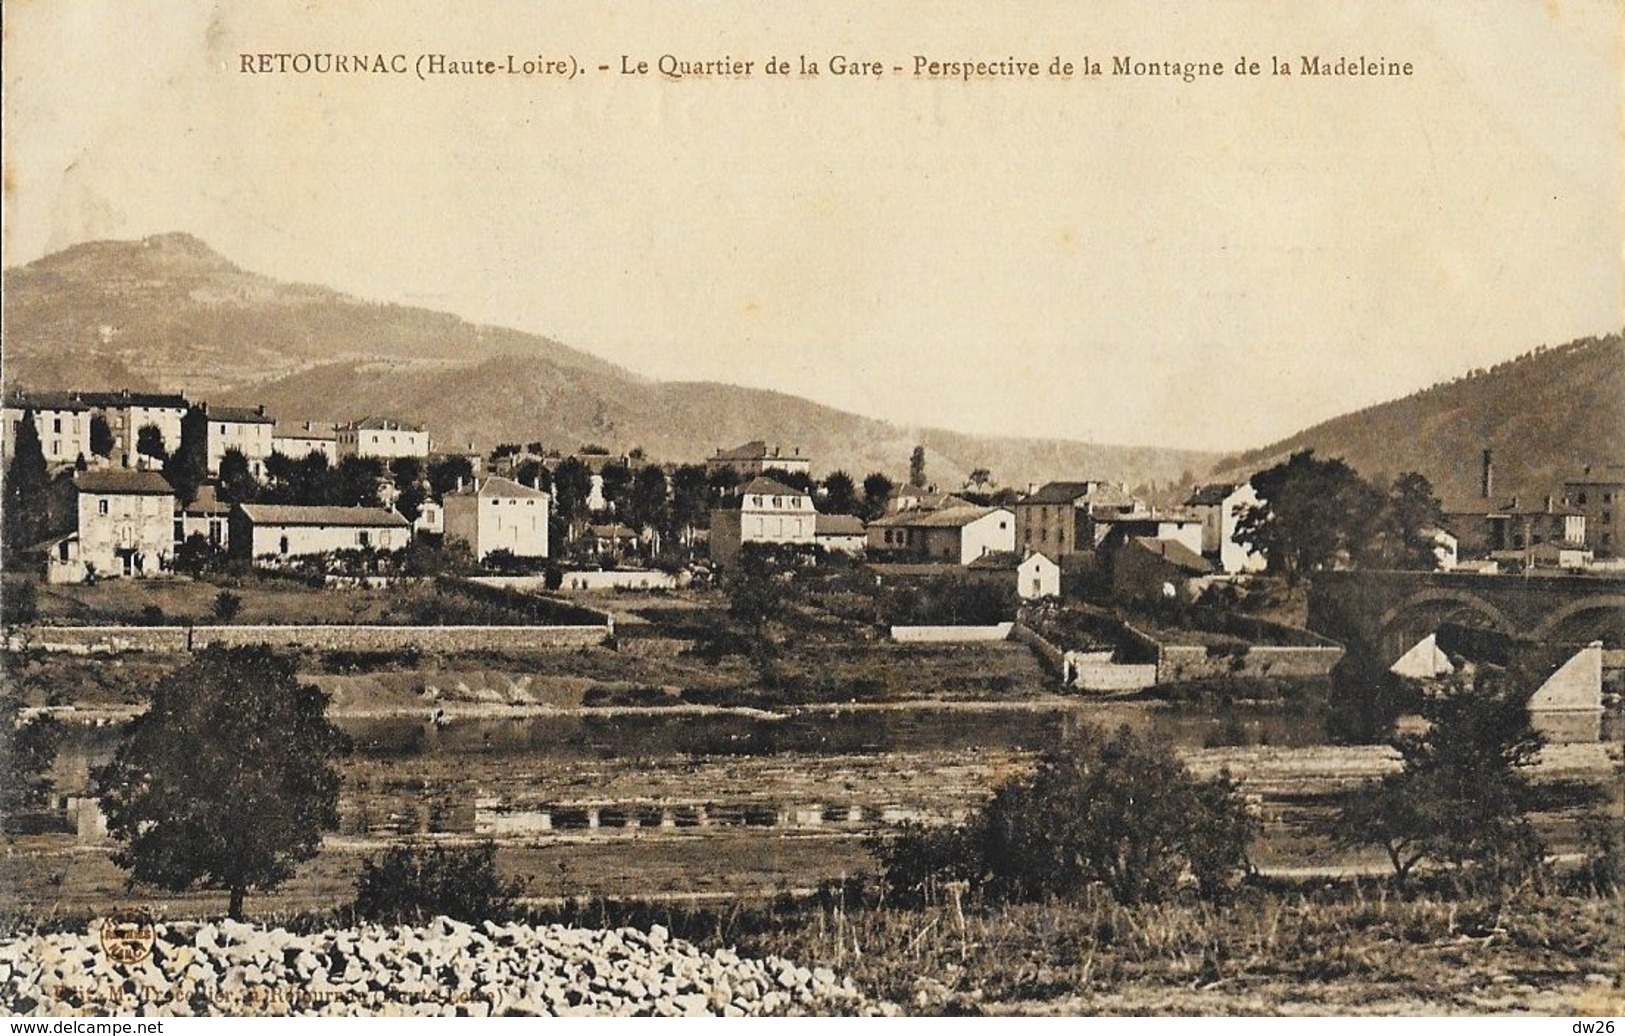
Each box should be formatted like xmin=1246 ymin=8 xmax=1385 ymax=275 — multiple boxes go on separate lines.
xmin=867 ymin=505 xmax=1015 ymax=565
xmin=272 ymin=421 xmax=339 ymax=463
xmin=1184 ymin=482 xmax=1267 ymax=573
xmin=231 ymin=504 xmax=412 ymax=559
xmin=443 ymin=476 xmax=551 ymax=561
xmin=709 ymin=476 xmax=818 ymax=565
xmin=704 ymin=440 xmax=812 ymax=479
xmin=3 ymin=393 xmax=93 ymax=468
xmin=74 ymin=470 xmax=176 ymax=578
xmin=1012 ymin=481 xmax=1138 ymax=557
xmin=198 ymin=404 xmax=276 ymax=478
xmin=1563 ymin=465 xmax=1623 ymax=556
xmin=336 ymin=417 xmax=432 ymax=461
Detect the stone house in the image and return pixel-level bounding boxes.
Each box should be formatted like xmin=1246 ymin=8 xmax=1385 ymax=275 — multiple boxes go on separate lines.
xmin=866 ymin=505 xmax=1015 ymax=565
xmin=443 ymin=476 xmax=551 ymax=561
xmin=230 ymin=503 xmax=412 ymax=560
xmin=704 ymin=440 xmax=811 ymax=480
xmin=1184 ymin=482 xmax=1266 ymax=573
xmin=272 ymin=420 xmax=339 ymax=463
xmin=967 ymin=550 xmax=1061 ymax=599
xmin=814 ymin=513 xmax=867 ymax=556
xmin=71 ymin=469 xmax=176 ymax=578
xmin=336 ymin=417 xmax=432 ymax=462
xmin=1012 ymin=480 xmax=1140 ymax=558
xmin=709 ymin=476 xmax=818 ymax=565
xmin=197 ymin=403 xmax=276 ymax=478
xmin=1111 ymin=536 xmax=1213 ymax=601
xmin=3 ymin=392 xmax=93 ymax=469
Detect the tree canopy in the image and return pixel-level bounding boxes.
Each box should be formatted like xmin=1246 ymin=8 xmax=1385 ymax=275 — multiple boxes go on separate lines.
xmin=95 ymin=645 xmax=351 ymax=919
xmin=3 ymin=410 xmax=50 ymax=554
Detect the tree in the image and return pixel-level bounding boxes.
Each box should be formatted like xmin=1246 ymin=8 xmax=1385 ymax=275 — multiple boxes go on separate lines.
xmin=629 ymin=465 xmax=670 ymax=539
xmin=1 ymin=693 xmax=62 ymax=830
xmin=512 ymin=459 xmax=550 ymax=493
xmin=388 ymin=455 xmax=424 ymax=490
xmin=669 ymin=464 xmax=711 ymax=544
xmin=551 ymin=457 xmax=594 ymax=526
xmin=217 ymin=447 xmax=259 ymax=504
xmin=135 ymin=423 xmax=168 ymax=464
xmin=708 ymin=465 xmax=742 ymax=498
xmin=861 ymin=472 xmax=895 ymax=521
xmin=822 ymin=470 xmax=858 ymax=515
xmin=427 ymin=455 xmax=474 ymax=501
xmin=1327 ymin=662 xmax=1545 ymax=889
xmin=3 ymin=411 xmax=50 ymax=555
xmin=965 ymin=467 xmax=993 ymax=493
xmin=908 ymin=445 xmax=928 ymax=488
xmin=162 ymin=406 xmax=210 ymax=506
xmin=598 ymin=461 xmax=633 ymax=515
xmin=212 ymin=590 xmax=243 ymax=622
xmin=1364 ymin=472 xmax=1445 ymax=570
xmin=95 ymin=646 xmax=352 ymax=919
xmin=1234 ymin=450 xmax=1383 ymax=582
xmin=876 ymin=724 xmax=1255 ymax=905
xmin=725 ymin=548 xmax=787 ymax=635
xmin=89 ymin=414 xmax=115 ymax=459
xmin=332 ymin=456 xmax=385 ymax=508
xmin=394 ymin=483 xmax=428 ymax=524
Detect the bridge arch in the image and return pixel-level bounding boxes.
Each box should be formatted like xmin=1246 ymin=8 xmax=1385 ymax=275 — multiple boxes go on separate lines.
xmin=1530 ymin=594 xmax=1625 ymax=642
xmin=1375 ymin=589 xmax=1516 ymax=664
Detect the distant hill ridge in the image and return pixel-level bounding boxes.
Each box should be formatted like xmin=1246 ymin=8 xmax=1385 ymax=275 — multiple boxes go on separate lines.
xmin=0 ymin=234 xmax=1216 ymax=490
xmin=1210 ymin=334 xmax=1624 ymax=506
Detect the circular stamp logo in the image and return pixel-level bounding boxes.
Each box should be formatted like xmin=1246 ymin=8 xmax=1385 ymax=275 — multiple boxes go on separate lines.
xmin=99 ymin=909 xmax=156 ymax=965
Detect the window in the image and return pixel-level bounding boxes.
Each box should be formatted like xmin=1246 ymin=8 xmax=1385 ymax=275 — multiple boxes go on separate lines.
xmin=279 ymin=535 xmax=290 ymax=555
xmin=358 ymin=530 xmax=371 ymax=547
xmin=52 ymin=418 xmax=62 ymax=433
xmin=1578 ymin=492 xmax=1588 ymax=504
xmin=1603 ymin=512 xmax=1613 ymax=525
xmin=98 ymin=500 xmax=109 ymax=516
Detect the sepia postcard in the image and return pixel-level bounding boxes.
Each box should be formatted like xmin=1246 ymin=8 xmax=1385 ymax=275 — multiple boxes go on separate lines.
xmin=1 ymin=0 xmax=1621 ymax=1023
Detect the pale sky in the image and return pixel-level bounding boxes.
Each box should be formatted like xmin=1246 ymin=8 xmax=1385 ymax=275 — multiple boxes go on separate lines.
xmin=3 ymin=0 xmax=1619 ymax=451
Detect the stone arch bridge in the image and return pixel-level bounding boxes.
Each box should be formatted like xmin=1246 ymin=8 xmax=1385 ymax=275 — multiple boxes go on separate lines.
xmin=1308 ymin=570 xmax=1625 ymax=667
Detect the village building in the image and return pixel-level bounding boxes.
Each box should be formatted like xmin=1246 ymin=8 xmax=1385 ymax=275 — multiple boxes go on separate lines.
xmin=1563 ymin=464 xmax=1623 ymax=556
xmin=442 ymin=476 xmax=551 ymax=561
xmin=884 ymin=487 xmax=972 ymax=515
xmin=1012 ymin=480 xmax=1140 ymax=557
xmin=586 ymin=522 xmax=642 ymax=558
xmin=3 ymin=392 xmax=94 ymax=469
xmin=709 ymin=476 xmax=818 ymax=565
xmin=704 ymin=440 xmax=811 ymax=480
xmin=1111 ymin=536 xmax=1214 ymax=602
xmin=175 ymin=483 xmax=232 ymax=553
xmin=814 ymin=513 xmax=867 ymax=556
xmin=1184 ymin=482 xmax=1266 ymax=573
xmin=230 ymin=503 xmax=412 ymax=560
xmin=967 ymin=550 xmax=1061 ymax=599
xmin=74 ymin=390 xmax=189 ymax=470
xmin=68 ymin=469 xmax=176 ymax=579
xmin=866 ymin=505 xmax=1015 ymax=564
xmin=1091 ymin=509 xmax=1206 ymax=559
xmin=335 ymin=417 xmax=432 ymax=462
xmin=413 ymin=499 xmax=444 ymax=538
xmin=198 ymin=403 xmax=275 ymax=478
xmin=271 ymin=420 xmax=339 ymax=463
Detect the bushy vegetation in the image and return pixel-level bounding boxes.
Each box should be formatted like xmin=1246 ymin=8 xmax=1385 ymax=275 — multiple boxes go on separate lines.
xmin=352 ymin=841 xmax=527 ymax=925
xmin=1325 ymin=661 xmax=1546 ymax=891
xmin=872 ymin=724 xmax=1256 ymax=907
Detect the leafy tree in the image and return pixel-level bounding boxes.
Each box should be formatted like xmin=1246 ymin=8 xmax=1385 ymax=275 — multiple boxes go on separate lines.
xmin=162 ymin=406 xmax=210 ymax=506
xmin=861 ymin=472 xmax=895 ymax=521
xmin=352 ymin=841 xmax=526 ymax=925
xmin=426 ymin=455 xmax=475 ymax=501
xmin=512 ymin=459 xmax=550 ymax=493
xmin=598 ymin=461 xmax=633 ymax=515
xmin=89 ymin=414 xmax=115 ymax=459
xmin=725 ymin=548 xmax=787 ymax=635
xmin=908 ymin=445 xmax=928 ymax=488
xmin=1364 ymin=472 xmax=1445 ymax=570
xmin=332 ymin=456 xmax=385 ymax=508
xmin=95 ymin=646 xmax=352 ymax=919
xmin=966 ymin=467 xmax=993 ymax=493
xmin=1234 ymin=450 xmax=1383 ymax=583
xmin=135 ymin=423 xmax=168 ymax=464
xmin=769 ymin=469 xmax=816 ymax=494
xmin=1327 ymin=662 xmax=1545 ymax=890
xmin=669 ymin=464 xmax=711 ymax=544
xmin=551 ymin=457 xmax=594 ymax=524
xmin=629 ymin=465 xmax=670 ymax=537
xmin=488 ymin=442 xmax=522 ymax=463
xmin=822 ymin=470 xmax=858 ymax=515
xmin=394 ymin=483 xmax=428 ymax=524
xmin=174 ymin=532 xmax=226 ymax=576
xmin=4 ymin=410 xmax=50 ymax=554
xmin=389 ymin=455 xmax=424 ymax=489
xmin=291 ymin=450 xmax=335 ymax=505
xmin=1 ymin=693 xmax=62 ymax=829
xmin=217 ymin=447 xmax=259 ymax=504
xmin=877 ymin=724 xmax=1255 ymax=905
xmin=707 ymin=465 xmax=742 ymax=498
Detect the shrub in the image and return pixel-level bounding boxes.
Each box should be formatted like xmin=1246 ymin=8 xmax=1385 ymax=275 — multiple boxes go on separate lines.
xmin=874 ymin=724 xmax=1256 ymax=906
xmin=2 ymin=579 xmax=38 ymax=626
xmin=352 ymin=841 xmax=527 ymax=925
xmin=212 ymin=590 xmax=243 ymax=622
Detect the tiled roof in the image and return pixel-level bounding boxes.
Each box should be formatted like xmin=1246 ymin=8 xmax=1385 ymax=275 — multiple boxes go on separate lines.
xmin=343 ymin=417 xmax=426 ymax=432
xmin=237 ymin=504 xmax=409 ymax=528
xmin=180 ymin=483 xmax=231 ymax=515
xmin=74 ymin=470 xmax=175 ymax=496
xmin=740 ymin=476 xmax=806 ymax=498
xmin=446 ymin=476 xmax=548 ymax=500
xmin=815 ymin=514 xmax=866 ymax=535
xmin=273 ymin=421 xmax=338 ymax=440
xmin=1185 ymin=483 xmax=1241 ymax=506
xmin=713 ymin=440 xmax=770 ymax=461
xmin=1126 ymin=536 xmax=1212 ymax=574
xmin=203 ymin=405 xmax=275 ymax=424
xmin=1019 ymin=481 xmax=1105 ymax=505
xmin=966 ymin=550 xmax=1023 ymax=571
xmin=4 ymin=391 xmax=90 ymax=413
xmin=872 ymin=505 xmax=1006 ymax=530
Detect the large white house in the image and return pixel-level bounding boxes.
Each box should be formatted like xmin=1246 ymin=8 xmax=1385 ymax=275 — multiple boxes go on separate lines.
xmin=3 ymin=392 xmax=94 ymax=469
xmin=198 ymin=404 xmax=276 ymax=478
xmin=336 ymin=417 xmax=431 ymax=461
xmin=272 ymin=420 xmax=339 ymax=463
xmin=709 ymin=476 xmax=818 ymax=564
xmin=443 ymin=476 xmax=551 ymax=561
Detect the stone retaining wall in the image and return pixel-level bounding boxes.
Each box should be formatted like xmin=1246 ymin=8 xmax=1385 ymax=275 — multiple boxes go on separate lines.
xmin=889 ymin=622 xmax=1014 ymax=643
xmin=9 ymin=623 xmax=612 ymax=655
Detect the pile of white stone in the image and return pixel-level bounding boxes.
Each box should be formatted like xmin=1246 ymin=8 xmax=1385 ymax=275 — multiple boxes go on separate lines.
xmin=0 ymin=917 xmax=890 ymax=1016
